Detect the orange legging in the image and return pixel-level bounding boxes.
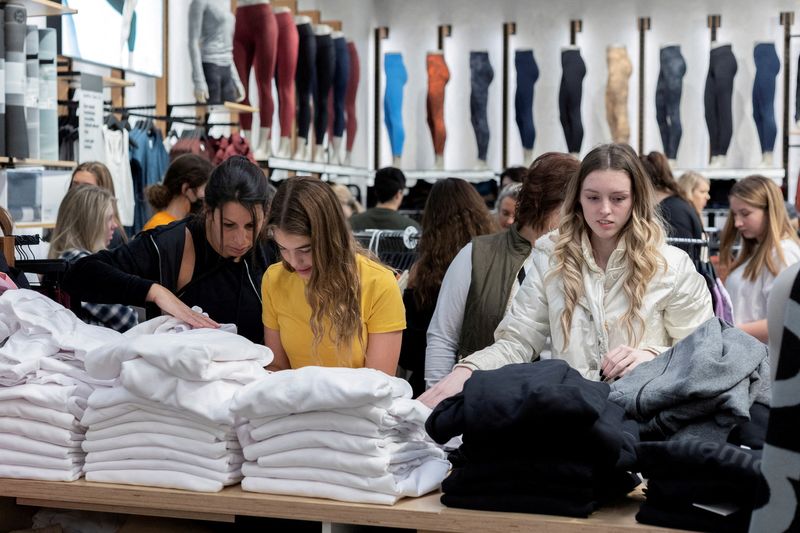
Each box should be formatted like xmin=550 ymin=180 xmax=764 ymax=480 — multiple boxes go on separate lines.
xmin=426 ymin=53 xmax=450 ymax=156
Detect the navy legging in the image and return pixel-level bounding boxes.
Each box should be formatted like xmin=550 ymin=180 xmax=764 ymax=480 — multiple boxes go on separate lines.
xmin=704 ymin=45 xmax=737 ymax=157
xmin=470 ymin=51 xmax=494 ymax=161
xmin=655 ymin=45 xmax=686 ymax=160
xmin=752 ymin=42 xmax=780 ymax=153
xmin=295 ymin=22 xmax=316 ymax=140
xmin=331 ymin=36 xmax=350 ymax=138
xmin=384 ymin=52 xmax=407 ymax=157
xmin=514 ymin=49 xmax=539 ymax=151
xmin=559 ymin=49 xmax=586 ymax=154
xmin=313 ymin=33 xmax=336 ymax=146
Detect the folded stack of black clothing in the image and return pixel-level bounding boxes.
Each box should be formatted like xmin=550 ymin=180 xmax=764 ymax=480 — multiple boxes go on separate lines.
xmin=636 ymin=439 xmax=762 ymax=532
xmin=426 ymin=360 xmax=641 ymax=518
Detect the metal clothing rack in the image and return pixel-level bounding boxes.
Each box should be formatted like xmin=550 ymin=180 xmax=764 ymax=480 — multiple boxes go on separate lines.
xmin=666 ymin=236 xmax=711 ymax=263
xmin=353 ymin=229 xmax=420 ymax=271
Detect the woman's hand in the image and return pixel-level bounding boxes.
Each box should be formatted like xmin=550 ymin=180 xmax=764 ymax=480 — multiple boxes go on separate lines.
xmin=418 ymin=366 xmax=473 ymax=408
xmin=146 ymin=284 xmax=219 ymax=330
xmin=601 ymin=345 xmax=655 ymax=381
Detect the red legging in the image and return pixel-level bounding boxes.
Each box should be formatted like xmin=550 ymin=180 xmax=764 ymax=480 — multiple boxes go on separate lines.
xmin=426 ymin=53 xmax=450 ymax=156
xmin=233 ymin=4 xmax=278 ymax=130
xmin=274 ymin=11 xmax=298 ymax=139
xmin=345 ymin=41 xmax=360 ymax=152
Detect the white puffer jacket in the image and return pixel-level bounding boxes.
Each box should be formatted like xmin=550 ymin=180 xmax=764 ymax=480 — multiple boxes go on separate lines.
xmin=459 ymin=232 xmax=714 ymax=380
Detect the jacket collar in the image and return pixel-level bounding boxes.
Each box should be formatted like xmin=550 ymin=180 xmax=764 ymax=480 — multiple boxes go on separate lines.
xmin=507 ymin=224 xmax=533 ymax=255
xmin=580 ymin=232 xmax=627 ymax=275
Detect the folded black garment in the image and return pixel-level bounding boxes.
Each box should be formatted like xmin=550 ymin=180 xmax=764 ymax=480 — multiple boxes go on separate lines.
xmin=636 ymin=500 xmax=751 ymax=533
xmin=441 ymin=491 xmax=597 ymax=518
xmin=426 ymin=360 xmax=610 ymax=444
xmin=636 ymin=439 xmax=762 ymax=484
xmin=645 ymin=476 xmax=758 ymax=507
xmin=727 ymin=402 xmax=769 ymax=450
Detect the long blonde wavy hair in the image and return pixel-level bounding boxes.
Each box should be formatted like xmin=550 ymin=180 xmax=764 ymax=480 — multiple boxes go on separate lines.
xmin=552 ymin=143 xmax=666 ymax=350
xmin=268 ymin=177 xmax=365 ymax=356
xmin=719 ymin=175 xmax=800 ymax=282
xmin=49 ymin=185 xmax=116 ymax=259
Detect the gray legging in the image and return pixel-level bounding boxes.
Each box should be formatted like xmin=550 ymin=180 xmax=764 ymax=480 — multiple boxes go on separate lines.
xmin=704 ymin=45 xmax=737 ymax=158
xmin=655 ymin=45 xmax=686 ymax=160
xmin=38 ymin=28 xmax=58 ymax=161
xmin=470 ymin=51 xmax=494 ymax=162
xmin=25 ymin=24 xmax=39 ymax=159
xmin=5 ymin=3 xmax=28 ymax=158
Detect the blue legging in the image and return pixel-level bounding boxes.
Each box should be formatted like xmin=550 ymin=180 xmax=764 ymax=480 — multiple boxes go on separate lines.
xmin=514 ymin=50 xmax=539 ymax=151
xmin=655 ymin=45 xmax=686 ymax=160
xmin=752 ymin=42 xmax=780 ymax=153
xmin=384 ymin=53 xmax=407 ymax=157
xmin=470 ymin=51 xmax=494 ymax=161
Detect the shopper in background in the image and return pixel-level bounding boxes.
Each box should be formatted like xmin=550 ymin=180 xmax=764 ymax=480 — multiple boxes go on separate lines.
xmin=678 ymin=170 xmax=711 ymax=219
xmin=719 ymin=175 xmax=800 ymax=342
xmin=494 ymin=182 xmax=522 ymax=230
xmin=62 ymin=156 xmax=274 ymax=344
xmin=420 ymin=143 xmax=712 ymax=408
xmin=330 ymin=183 xmax=364 ymax=220
xmin=264 ymin=176 xmax=405 ymax=374
xmin=499 ymin=165 xmax=526 ymax=188
xmin=349 ymin=166 xmax=420 ymax=231
xmin=400 ymin=178 xmax=495 ymax=396
xmin=69 ymin=161 xmax=127 ymax=246
xmin=425 ymin=152 xmax=579 ymax=388
xmin=143 ymin=154 xmax=213 ymax=231
xmin=48 ymin=185 xmax=137 ymax=332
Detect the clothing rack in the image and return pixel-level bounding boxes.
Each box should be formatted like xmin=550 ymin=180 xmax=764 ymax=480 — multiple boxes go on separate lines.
xmin=354 ymin=229 xmax=420 ymax=271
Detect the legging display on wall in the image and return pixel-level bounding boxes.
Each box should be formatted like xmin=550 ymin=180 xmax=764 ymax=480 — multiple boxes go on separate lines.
xmin=330 ymin=35 xmax=350 ymax=141
xmin=514 ymin=49 xmax=538 ymax=152
xmin=5 ymin=3 xmax=28 ymax=159
xmin=233 ymin=2 xmax=278 ymax=131
xmin=426 ymin=52 xmax=449 ymax=160
xmin=0 ymin=8 xmax=5 ymax=157
xmin=559 ymin=47 xmax=586 ymax=154
xmin=655 ymin=45 xmax=685 ymax=160
xmin=469 ymin=51 xmax=493 ymax=164
xmin=295 ymin=21 xmax=316 ymax=141
xmin=752 ymin=42 xmax=780 ymax=155
xmin=188 ymin=0 xmax=240 ymax=105
xmin=274 ymin=10 xmax=298 ymax=140
xmin=344 ymin=41 xmax=360 ymax=156
xmin=704 ymin=44 xmax=737 ymax=158
xmin=313 ymin=32 xmax=335 ymax=148
xmin=384 ymin=52 xmax=407 ymax=158
xmin=605 ymin=45 xmax=632 ymax=144
xmin=25 ymin=24 xmax=38 ymax=159
xmin=38 ymin=28 xmax=57 ymax=161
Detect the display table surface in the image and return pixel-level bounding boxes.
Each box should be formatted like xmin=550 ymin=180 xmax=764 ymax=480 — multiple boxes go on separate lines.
xmin=0 ymin=479 xmax=689 ymax=532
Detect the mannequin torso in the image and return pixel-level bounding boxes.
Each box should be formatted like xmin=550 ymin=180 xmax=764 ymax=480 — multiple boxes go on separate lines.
xmin=561 ymin=45 xmax=580 ymax=52
xmin=237 ymin=0 xmax=270 ymax=5
xmin=315 ymin=24 xmax=332 ymax=36
xmin=332 ymin=31 xmax=345 ymax=39
xmin=711 ymin=40 xmax=731 ymax=50
xmin=273 ymin=6 xmax=290 ymax=14
xmin=661 ymin=42 xmax=680 ymax=50
xmin=295 ymin=15 xmax=311 ymax=25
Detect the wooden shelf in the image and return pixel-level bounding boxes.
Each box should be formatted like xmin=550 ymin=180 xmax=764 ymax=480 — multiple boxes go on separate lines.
xmin=0 ymin=158 xmax=77 ymax=169
xmin=102 ymin=76 xmax=135 ymax=88
xmin=14 ymin=220 xmax=56 ymax=229
xmin=223 ymin=101 xmax=259 ymax=114
xmin=673 ymin=167 xmax=784 ymax=182
xmin=9 ymin=0 xmax=76 ymax=17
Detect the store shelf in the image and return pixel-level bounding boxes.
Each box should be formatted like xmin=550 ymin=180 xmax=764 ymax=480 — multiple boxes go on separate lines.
xmin=58 ymin=74 xmax=136 ymax=88
xmin=674 ymin=167 xmax=784 ymax=182
xmin=264 ymin=157 xmax=371 ymax=178
xmin=13 ymin=0 xmax=76 ymax=17
xmin=403 ymin=168 xmax=498 ymax=183
xmin=223 ymin=102 xmax=259 ymax=114
xmin=0 ymin=157 xmax=77 ymax=169
xmin=14 ymin=220 xmax=56 ymax=229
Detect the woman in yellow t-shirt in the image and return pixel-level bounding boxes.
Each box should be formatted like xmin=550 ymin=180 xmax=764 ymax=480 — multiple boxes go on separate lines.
xmin=262 ymin=177 xmax=406 ymax=375
xmin=143 ymin=155 xmax=212 ymax=231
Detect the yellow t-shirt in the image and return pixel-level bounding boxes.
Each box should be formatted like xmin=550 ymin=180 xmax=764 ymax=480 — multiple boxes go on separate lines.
xmin=143 ymin=211 xmax=177 ymax=232
xmin=261 ymin=254 xmax=406 ymax=368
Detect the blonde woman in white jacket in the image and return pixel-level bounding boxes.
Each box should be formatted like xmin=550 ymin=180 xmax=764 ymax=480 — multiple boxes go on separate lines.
xmin=420 ymin=143 xmax=713 ymax=408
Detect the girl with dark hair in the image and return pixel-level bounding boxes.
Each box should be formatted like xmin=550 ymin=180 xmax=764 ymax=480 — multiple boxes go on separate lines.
xmin=399 ymin=178 xmax=495 ymax=395
xmin=143 ymin=154 xmax=213 ymax=231
xmin=264 ymin=176 xmax=405 ymax=374
xmin=62 ymin=156 xmax=275 ymax=343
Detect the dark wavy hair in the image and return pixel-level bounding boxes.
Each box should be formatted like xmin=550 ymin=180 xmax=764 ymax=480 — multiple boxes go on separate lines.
xmin=639 ymin=151 xmax=687 ymax=201
xmin=410 ymin=178 xmax=496 ymax=309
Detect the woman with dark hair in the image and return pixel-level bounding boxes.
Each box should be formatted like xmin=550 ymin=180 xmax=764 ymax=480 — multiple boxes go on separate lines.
xmin=143 ymin=154 xmax=213 ymax=231
xmin=424 ymin=153 xmax=579 ymax=388
xmin=400 ymin=178 xmax=496 ymax=395
xmin=62 ymin=156 xmax=275 ymax=343
xmin=264 ymin=176 xmax=405 ymax=374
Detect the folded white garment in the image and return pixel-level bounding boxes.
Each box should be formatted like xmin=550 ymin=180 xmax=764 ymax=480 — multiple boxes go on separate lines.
xmin=0 ymin=417 xmax=85 ymax=446
xmin=333 ymin=398 xmax=432 ymax=429
xmin=39 ymin=358 xmax=117 ymax=388
xmin=241 ymin=429 xmax=441 ymax=461
xmin=5 ymin=448 xmax=84 ymax=470
xmin=86 ymin=469 xmax=223 ymax=492
xmin=0 ymin=399 xmax=81 ymax=430
xmin=122 ymin=314 xmax=193 ymax=337
xmin=118 ymin=359 xmax=246 ymax=426
xmin=248 ymin=411 xmax=422 ymax=442
xmin=86 ymin=420 xmax=222 ymax=443
xmin=86 ymin=328 xmax=272 ymax=381
xmin=0 ymin=432 xmax=83 ymax=459
xmin=84 ymin=459 xmax=241 ymax=484
xmin=255 ymin=446 xmax=445 ymax=477
xmin=242 ymin=458 xmax=449 ymax=499
xmin=231 ymin=367 xmax=412 ymax=419
xmin=86 ymin=446 xmax=242 ymax=472
xmin=0 ymin=359 xmax=39 ymax=386
xmin=87 ymin=408 xmax=228 ymax=439
xmin=0 ymin=464 xmax=82 ymax=482
xmin=0 ymin=382 xmax=90 ymax=419
xmin=81 ymin=433 xmax=232 ymax=459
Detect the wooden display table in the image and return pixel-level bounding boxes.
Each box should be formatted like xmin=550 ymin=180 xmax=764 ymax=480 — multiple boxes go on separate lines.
xmin=0 ymin=479 xmax=688 ymax=532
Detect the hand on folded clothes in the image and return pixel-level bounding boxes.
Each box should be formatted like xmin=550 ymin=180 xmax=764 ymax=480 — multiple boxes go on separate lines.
xmin=418 ymin=366 xmax=472 ymax=409
xmin=601 ymin=345 xmax=655 ymax=381
xmin=146 ymin=284 xmax=219 ymax=330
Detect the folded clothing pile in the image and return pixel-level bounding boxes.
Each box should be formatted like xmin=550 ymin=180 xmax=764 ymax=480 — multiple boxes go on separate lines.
xmin=81 ymin=317 xmax=272 ymax=492
xmin=426 ymin=360 xmax=641 ymax=518
xmin=635 ymin=439 xmax=762 ymax=532
xmin=0 ymin=289 xmax=119 ymax=481
xmin=231 ymin=366 xmax=449 ymax=504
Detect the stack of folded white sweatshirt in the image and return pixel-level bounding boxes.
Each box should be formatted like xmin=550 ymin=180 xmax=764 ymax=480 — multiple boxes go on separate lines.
xmin=231 ymin=366 xmax=450 ymax=504
xmin=81 ymin=319 xmax=272 ymax=492
xmin=0 ymin=289 xmax=120 ymax=481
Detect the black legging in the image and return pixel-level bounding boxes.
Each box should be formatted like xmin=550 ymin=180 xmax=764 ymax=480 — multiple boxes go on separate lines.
xmin=469 ymin=51 xmax=493 ymax=162
xmin=331 ymin=36 xmax=350 ymax=138
xmin=655 ymin=45 xmax=686 ymax=160
xmin=559 ymin=49 xmax=586 ymax=154
xmin=514 ymin=50 xmax=539 ymax=151
xmin=313 ymin=33 xmax=335 ymax=146
xmin=295 ymin=22 xmax=316 ymax=140
xmin=704 ymin=45 xmax=737 ymax=157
